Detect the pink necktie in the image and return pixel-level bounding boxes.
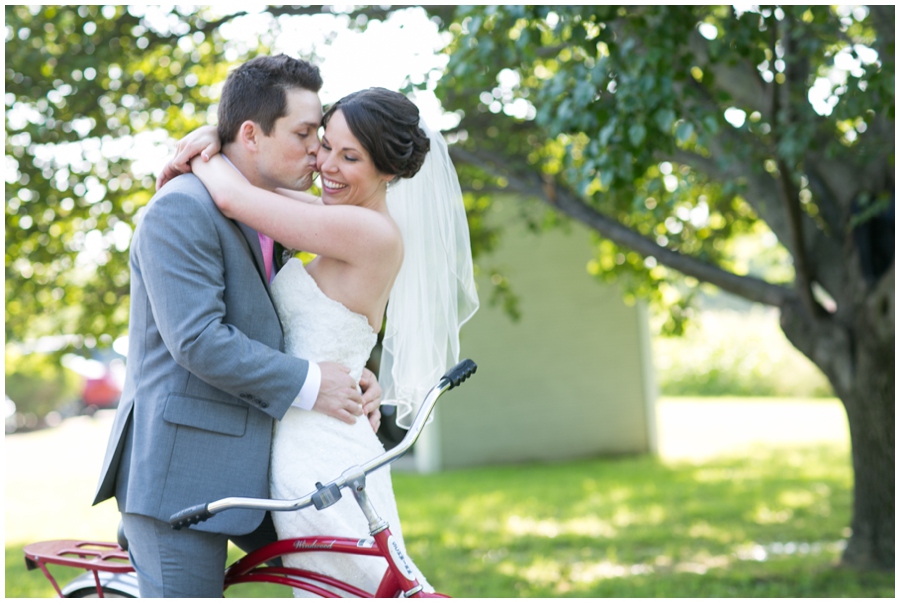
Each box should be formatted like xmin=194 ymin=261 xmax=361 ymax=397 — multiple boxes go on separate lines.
xmin=258 ymin=233 xmax=274 ymax=282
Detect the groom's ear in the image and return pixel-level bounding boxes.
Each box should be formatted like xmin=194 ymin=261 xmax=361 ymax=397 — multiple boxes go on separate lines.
xmin=237 ymin=120 xmax=263 ymax=152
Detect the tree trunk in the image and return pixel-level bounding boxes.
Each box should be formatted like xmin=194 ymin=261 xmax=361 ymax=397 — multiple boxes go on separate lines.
xmin=841 ymin=262 xmax=895 ymax=570
xmin=780 ymin=264 xmax=895 ymax=571
xmin=841 ymin=345 xmax=895 ymax=570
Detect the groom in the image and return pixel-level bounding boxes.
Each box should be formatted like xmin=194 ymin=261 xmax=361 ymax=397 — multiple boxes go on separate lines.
xmin=93 ymin=55 xmax=379 ymax=597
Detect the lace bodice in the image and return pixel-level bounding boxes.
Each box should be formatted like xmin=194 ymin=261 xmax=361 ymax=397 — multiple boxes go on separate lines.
xmin=271 ymin=258 xmax=377 ymax=384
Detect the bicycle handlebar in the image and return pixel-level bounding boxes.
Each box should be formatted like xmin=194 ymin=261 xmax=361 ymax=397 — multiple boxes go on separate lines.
xmin=170 ymin=358 xmax=477 ymax=529
xmin=442 ymin=358 xmax=477 ymax=389
xmin=170 ymin=503 xmax=213 ymax=528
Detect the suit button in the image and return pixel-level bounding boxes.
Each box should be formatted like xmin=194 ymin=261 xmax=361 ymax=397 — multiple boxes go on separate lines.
xmin=260 ymin=401 xmax=269 ymax=409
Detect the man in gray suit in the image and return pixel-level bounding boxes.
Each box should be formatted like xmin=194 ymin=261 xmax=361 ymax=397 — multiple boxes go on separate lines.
xmin=93 ymin=55 xmax=380 ymax=597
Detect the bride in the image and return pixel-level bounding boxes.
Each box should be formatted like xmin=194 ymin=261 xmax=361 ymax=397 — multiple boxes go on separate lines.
xmin=171 ymin=87 xmax=478 ymax=596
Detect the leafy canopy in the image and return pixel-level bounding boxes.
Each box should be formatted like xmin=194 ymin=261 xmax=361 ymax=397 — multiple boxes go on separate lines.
xmin=428 ymin=5 xmax=892 ymax=331
xmin=5 ymin=5 xmax=893 ymax=347
xmin=5 ymin=6 xmax=238 ymax=347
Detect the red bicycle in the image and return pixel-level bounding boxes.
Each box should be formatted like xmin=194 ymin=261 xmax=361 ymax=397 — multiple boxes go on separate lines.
xmin=24 ymin=359 xmax=477 ymax=598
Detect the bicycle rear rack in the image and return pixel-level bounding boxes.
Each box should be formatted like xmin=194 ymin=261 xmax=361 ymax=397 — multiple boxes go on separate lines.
xmin=23 ymin=539 xmax=133 ymax=596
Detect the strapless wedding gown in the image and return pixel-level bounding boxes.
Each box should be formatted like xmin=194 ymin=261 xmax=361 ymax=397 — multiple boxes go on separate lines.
xmin=269 ymin=258 xmax=431 ymax=597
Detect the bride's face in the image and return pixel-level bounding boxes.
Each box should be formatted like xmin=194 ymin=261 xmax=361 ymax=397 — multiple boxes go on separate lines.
xmin=316 ymin=110 xmax=393 ymax=207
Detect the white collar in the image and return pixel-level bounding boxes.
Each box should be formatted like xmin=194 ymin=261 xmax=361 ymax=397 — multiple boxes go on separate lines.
xmin=220 ymin=153 xmax=249 ymax=182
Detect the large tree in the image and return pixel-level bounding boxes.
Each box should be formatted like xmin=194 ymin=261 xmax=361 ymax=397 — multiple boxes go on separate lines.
xmin=5 ymin=4 xmax=893 ymax=571
xmin=426 ymin=5 xmax=894 ymax=570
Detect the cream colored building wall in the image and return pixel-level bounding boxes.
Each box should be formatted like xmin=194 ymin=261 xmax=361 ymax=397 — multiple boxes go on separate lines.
xmin=416 ymin=199 xmax=657 ymax=471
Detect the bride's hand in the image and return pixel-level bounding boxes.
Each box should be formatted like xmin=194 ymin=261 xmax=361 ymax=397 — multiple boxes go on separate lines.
xmin=360 ymin=367 xmax=383 ymax=433
xmin=156 ymin=125 xmax=222 ymax=190
xmin=366 ymin=405 xmax=381 ymax=432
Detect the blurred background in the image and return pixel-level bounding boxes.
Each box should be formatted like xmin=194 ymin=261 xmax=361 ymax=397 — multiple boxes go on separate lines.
xmin=5 ymin=5 xmax=893 ymax=597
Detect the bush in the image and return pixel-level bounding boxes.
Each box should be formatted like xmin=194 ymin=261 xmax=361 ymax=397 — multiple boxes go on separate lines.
xmin=653 ymin=308 xmax=834 ymax=398
xmin=5 ymin=349 xmax=81 ymax=418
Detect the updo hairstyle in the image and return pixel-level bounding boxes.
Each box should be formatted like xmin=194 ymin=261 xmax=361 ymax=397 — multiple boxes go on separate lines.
xmin=322 ymin=88 xmax=430 ymax=180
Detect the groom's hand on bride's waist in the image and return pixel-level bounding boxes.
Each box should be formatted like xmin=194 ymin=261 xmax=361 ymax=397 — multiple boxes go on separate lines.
xmin=313 ymin=362 xmax=365 ymax=425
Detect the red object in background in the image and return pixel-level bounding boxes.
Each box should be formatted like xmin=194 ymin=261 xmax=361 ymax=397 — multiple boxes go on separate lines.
xmin=82 ymin=371 xmax=121 ymax=410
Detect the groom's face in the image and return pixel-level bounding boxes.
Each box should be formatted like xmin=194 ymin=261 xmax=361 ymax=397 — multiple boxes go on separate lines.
xmin=254 ymin=88 xmax=323 ymax=192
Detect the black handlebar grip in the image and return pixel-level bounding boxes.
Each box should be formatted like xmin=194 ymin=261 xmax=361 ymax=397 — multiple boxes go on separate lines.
xmin=169 ymin=503 xmax=212 ymax=530
xmin=442 ymin=359 xmax=477 ymax=389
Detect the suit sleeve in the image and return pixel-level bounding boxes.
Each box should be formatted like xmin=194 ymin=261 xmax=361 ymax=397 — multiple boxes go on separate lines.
xmin=133 ymin=185 xmax=306 ymax=420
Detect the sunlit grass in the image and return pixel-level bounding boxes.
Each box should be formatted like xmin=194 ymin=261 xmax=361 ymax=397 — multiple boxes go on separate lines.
xmin=7 ymin=407 xmax=892 ymax=598
xmin=393 ymin=442 xmax=892 ymax=598
xmin=654 ymin=308 xmax=834 ymax=397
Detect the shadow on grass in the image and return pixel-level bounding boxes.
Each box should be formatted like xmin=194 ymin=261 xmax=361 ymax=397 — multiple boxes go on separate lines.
xmin=7 ymin=443 xmax=892 ymax=598
xmin=394 ymin=444 xmax=893 ymax=598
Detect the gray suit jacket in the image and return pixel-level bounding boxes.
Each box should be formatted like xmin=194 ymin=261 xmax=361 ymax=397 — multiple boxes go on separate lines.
xmin=94 ymin=174 xmax=308 ymax=535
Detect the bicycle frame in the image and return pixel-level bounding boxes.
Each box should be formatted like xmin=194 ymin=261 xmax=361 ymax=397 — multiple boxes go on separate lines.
xmin=24 ymin=359 xmax=476 ymax=598
xmin=24 ymin=532 xmax=438 ymax=598
xmin=222 ymin=530 xmax=442 ymax=598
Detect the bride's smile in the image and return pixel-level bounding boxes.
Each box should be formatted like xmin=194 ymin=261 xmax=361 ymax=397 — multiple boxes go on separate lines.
xmin=321 ymin=176 xmax=348 ymax=191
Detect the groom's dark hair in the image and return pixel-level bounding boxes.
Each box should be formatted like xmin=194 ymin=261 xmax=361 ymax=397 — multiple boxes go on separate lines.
xmin=217 ymin=54 xmax=323 ymax=144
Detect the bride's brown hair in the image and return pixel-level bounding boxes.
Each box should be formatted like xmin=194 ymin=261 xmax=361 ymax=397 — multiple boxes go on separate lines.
xmin=322 ymin=88 xmax=430 ymax=180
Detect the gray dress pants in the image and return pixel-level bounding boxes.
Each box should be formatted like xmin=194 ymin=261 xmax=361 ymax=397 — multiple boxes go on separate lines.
xmin=121 ymin=511 xmax=279 ymax=598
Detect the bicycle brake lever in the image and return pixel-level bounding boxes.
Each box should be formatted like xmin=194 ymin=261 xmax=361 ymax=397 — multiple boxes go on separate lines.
xmin=311 ymin=481 xmax=342 ymax=510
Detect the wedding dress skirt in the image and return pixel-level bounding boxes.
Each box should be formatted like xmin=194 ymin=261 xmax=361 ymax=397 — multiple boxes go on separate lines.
xmin=270 ymin=258 xmax=431 ymax=596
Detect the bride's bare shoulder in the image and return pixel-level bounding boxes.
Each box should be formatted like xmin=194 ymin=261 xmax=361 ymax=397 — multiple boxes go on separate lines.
xmin=364 ymin=208 xmax=403 ymax=261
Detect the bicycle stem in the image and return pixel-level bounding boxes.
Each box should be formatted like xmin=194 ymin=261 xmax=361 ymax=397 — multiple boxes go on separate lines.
xmin=347 ymin=471 xmax=389 ymax=535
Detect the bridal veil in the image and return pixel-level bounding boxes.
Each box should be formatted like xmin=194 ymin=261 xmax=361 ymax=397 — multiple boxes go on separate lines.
xmin=380 ymin=123 xmax=479 ymax=429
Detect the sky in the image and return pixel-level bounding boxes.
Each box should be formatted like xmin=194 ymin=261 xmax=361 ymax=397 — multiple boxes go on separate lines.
xmin=127 ymin=5 xmax=879 ymax=178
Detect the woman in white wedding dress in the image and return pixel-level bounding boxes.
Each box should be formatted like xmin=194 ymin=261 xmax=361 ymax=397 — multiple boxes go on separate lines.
xmin=183 ymin=88 xmax=478 ymax=596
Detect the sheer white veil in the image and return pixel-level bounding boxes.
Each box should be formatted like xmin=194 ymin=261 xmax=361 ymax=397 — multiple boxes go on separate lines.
xmin=380 ymin=122 xmax=479 ymax=428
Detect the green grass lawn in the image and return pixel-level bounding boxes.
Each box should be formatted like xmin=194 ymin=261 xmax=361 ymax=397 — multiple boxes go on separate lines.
xmin=6 ymin=405 xmax=893 ymax=598
xmin=393 ymin=444 xmax=892 ymax=597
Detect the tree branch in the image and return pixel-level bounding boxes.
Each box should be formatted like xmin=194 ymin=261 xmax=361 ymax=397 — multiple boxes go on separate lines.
xmin=140 ymin=6 xmax=397 ymax=51
xmin=673 ymin=77 xmax=798 ymax=245
xmin=688 ymin=26 xmax=772 ymax=120
xmin=450 ymin=145 xmax=797 ymax=308
xmin=775 ymin=14 xmax=823 ymax=318
xmin=868 ymin=5 xmax=895 ymax=57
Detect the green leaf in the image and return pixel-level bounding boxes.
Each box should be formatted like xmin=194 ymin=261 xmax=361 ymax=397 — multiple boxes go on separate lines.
xmin=654 ymin=108 xmax=676 ymax=132
xmin=598 ymin=118 xmax=617 ymax=146
xmin=600 ymin=169 xmax=615 ymax=189
xmin=629 ymin=123 xmax=647 ymax=146
xmin=676 ymin=121 xmax=695 ymax=143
